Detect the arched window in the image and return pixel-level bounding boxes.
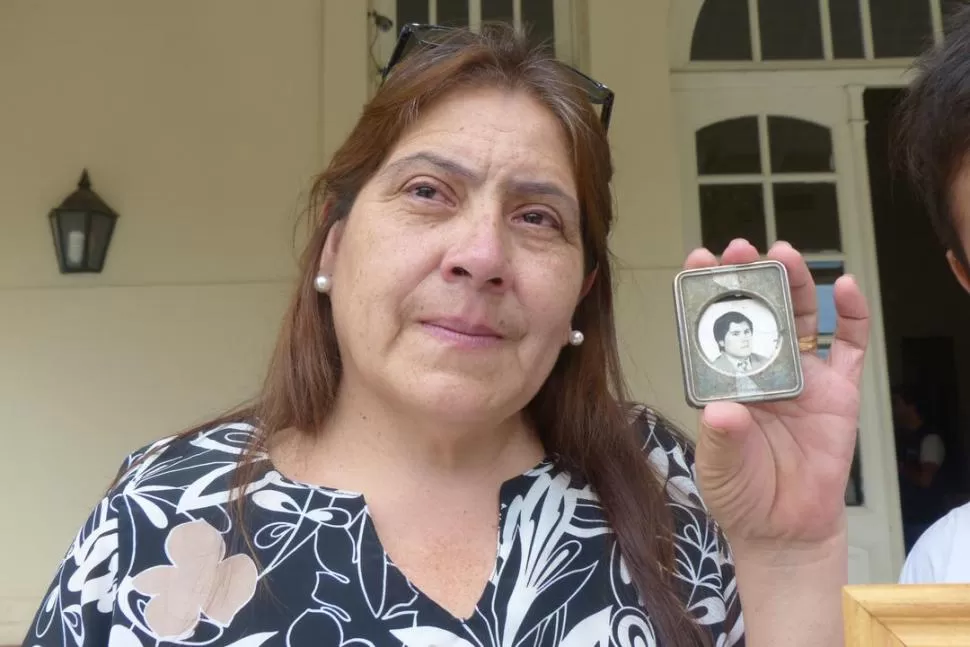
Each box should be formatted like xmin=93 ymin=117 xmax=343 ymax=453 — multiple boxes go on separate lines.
xmin=688 ymin=0 xmax=961 ymax=63
xmin=696 ymin=115 xmax=839 ymax=254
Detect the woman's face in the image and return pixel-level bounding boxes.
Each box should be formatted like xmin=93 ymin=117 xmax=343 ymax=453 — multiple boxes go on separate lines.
xmin=320 ymin=86 xmax=589 ymax=423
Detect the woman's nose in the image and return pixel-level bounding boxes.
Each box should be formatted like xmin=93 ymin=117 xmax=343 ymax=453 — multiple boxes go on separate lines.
xmin=440 ymin=213 xmax=513 ymax=292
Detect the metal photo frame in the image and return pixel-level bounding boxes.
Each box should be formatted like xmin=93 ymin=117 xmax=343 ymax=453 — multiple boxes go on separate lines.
xmin=673 ymin=260 xmax=804 ymax=408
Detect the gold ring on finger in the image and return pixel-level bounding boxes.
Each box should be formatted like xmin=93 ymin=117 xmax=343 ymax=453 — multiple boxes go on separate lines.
xmin=798 ymin=335 xmax=819 ymax=353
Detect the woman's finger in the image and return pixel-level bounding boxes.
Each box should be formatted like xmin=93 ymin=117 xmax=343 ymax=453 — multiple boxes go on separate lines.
xmin=696 ymin=402 xmax=751 ymax=486
xmin=827 ymin=275 xmax=870 ymax=383
xmin=684 ymin=247 xmax=718 ymax=270
xmin=766 ymin=241 xmax=818 ymax=342
xmin=684 ymin=238 xmax=764 ymax=271
xmin=719 ymin=238 xmax=762 ymax=266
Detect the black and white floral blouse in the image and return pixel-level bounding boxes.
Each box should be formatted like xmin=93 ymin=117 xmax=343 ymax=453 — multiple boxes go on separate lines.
xmin=24 ymin=408 xmax=744 ymax=646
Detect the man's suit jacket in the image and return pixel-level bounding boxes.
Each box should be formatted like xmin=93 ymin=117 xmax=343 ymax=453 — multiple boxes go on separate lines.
xmin=712 ymin=352 xmax=769 ymax=375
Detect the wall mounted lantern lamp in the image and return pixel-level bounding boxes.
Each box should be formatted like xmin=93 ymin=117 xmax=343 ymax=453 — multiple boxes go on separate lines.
xmin=49 ymin=170 xmax=118 ymax=274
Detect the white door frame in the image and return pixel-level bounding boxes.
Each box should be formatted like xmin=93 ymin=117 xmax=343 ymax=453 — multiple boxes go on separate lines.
xmin=672 ymin=81 xmax=906 ymax=582
xmin=842 ymin=82 xmax=906 ymax=580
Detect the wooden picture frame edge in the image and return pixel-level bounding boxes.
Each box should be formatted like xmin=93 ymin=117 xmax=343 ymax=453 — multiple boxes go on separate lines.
xmin=843 ymin=584 xmax=970 ymax=646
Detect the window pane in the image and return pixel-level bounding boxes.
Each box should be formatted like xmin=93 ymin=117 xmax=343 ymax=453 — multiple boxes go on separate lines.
xmin=831 ymin=0 xmax=865 ymax=59
xmin=758 ymin=0 xmax=824 ymax=60
xmin=522 ymin=0 xmax=555 ymax=52
xmin=87 ymin=213 xmax=115 ymax=271
xmin=691 ymin=0 xmax=752 ymax=61
xmin=696 ymin=117 xmax=761 ymax=175
xmin=397 ymin=0 xmax=429 ymax=28
xmin=774 ymin=183 xmax=841 ymax=253
xmin=808 ymin=261 xmax=843 ymax=335
xmin=55 ymin=211 xmax=89 ymax=270
xmin=768 ymin=117 xmax=834 ymax=173
xmin=436 ymin=0 xmax=469 ymax=27
xmin=871 ymin=0 xmax=933 ymax=58
xmin=482 ymin=0 xmax=513 ymax=24
xmin=700 ymin=185 xmax=767 ymax=252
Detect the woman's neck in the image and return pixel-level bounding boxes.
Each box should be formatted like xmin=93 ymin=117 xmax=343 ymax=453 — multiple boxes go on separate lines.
xmin=271 ymin=380 xmax=546 ymax=496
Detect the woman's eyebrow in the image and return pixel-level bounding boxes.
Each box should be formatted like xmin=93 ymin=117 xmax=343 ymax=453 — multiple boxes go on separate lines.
xmin=383 ymin=151 xmax=477 ymax=181
xmin=505 ymin=180 xmax=579 ymax=215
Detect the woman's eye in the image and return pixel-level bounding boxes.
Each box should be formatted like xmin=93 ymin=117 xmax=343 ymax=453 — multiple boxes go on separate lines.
xmin=521 ymin=211 xmax=558 ymax=228
xmin=411 ymin=184 xmax=438 ymax=200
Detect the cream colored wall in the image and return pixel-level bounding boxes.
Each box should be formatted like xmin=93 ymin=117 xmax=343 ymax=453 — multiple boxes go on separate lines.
xmin=0 ymin=0 xmax=684 ymax=641
xmin=0 ymin=1 xmax=368 ymax=642
xmin=587 ymin=0 xmax=694 ymax=431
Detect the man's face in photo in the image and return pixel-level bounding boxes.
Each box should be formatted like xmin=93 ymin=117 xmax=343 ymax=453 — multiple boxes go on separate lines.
xmin=722 ymin=321 xmax=753 ymax=359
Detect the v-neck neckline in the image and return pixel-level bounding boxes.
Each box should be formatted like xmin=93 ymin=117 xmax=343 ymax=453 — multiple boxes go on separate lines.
xmin=267 ymin=454 xmax=559 ymax=624
xmin=368 ymin=459 xmax=560 ymax=624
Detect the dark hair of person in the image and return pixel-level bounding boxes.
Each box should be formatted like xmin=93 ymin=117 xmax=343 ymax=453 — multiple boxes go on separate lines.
xmin=713 ymin=311 xmax=753 ymax=345
xmin=893 ymin=4 xmax=970 ymax=272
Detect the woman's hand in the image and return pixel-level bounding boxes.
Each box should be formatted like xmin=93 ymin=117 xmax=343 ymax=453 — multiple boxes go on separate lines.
xmin=686 ymin=238 xmax=869 ymax=561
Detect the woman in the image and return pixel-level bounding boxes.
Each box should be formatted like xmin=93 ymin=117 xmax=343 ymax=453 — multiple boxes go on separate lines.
xmin=24 ymin=24 xmax=868 ymax=647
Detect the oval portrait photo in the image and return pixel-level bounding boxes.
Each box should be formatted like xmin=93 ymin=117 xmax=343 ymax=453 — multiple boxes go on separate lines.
xmin=697 ymin=295 xmax=781 ymax=376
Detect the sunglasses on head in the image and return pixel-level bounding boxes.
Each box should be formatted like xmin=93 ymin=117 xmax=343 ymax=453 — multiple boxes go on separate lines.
xmin=381 ymin=23 xmax=615 ymax=132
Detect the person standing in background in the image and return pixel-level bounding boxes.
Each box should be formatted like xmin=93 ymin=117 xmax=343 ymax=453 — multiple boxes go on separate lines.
xmin=892 ymin=386 xmax=947 ymax=553
xmin=893 ymin=3 xmax=970 ymax=583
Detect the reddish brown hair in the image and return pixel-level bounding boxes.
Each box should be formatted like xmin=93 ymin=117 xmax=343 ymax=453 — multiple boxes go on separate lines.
xmin=148 ymin=24 xmax=711 ymax=646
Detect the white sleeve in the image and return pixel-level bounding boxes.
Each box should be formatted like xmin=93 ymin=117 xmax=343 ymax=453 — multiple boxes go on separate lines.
xmin=899 ymin=503 xmax=970 ymax=584
xmin=920 ymin=434 xmax=945 ymax=465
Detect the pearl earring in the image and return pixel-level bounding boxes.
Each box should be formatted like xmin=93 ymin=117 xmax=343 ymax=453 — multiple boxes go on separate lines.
xmin=568 ymin=330 xmax=584 ymax=346
xmin=313 ymin=274 xmax=332 ymax=294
